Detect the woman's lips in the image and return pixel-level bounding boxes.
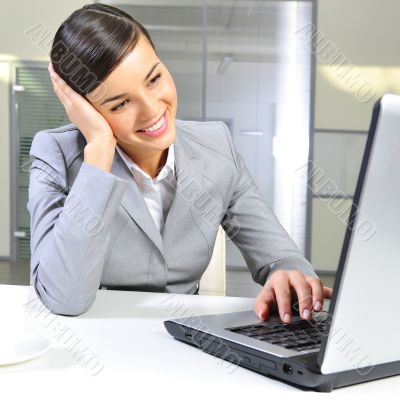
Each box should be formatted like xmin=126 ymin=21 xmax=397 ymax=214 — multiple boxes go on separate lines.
xmin=136 ymin=111 xmax=168 ymax=137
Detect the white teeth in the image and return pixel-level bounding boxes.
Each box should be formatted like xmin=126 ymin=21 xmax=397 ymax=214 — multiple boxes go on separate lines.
xmin=143 ymin=116 xmax=165 ymax=132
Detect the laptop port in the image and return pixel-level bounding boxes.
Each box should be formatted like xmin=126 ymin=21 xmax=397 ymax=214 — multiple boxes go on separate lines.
xmin=283 ymin=363 xmax=293 ymax=375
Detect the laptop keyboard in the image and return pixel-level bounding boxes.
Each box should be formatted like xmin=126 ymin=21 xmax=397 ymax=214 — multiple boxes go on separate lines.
xmin=227 ymin=314 xmax=329 ymax=352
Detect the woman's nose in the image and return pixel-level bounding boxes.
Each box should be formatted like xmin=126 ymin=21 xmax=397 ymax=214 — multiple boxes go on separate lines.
xmin=138 ymin=93 xmax=160 ymax=116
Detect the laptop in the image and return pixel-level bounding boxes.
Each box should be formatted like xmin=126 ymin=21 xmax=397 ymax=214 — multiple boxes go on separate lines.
xmin=164 ymin=94 xmax=400 ymax=392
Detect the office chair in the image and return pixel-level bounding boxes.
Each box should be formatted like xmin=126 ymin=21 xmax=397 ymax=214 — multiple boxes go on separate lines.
xmin=198 ymin=225 xmax=226 ymax=296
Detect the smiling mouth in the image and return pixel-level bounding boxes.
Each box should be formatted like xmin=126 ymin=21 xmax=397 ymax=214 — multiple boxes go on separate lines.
xmin=135 ymin=111 xmax=168 ymax=137
xmin=136 ymin=111 xmax=166 ymax=132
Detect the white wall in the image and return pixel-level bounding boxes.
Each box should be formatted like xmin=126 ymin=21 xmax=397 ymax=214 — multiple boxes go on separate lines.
xmin=0 ymin=0 xmax=91 ymax=258
xmin=311 ymin=0 xmax=400 ymax=271
xmin=315 ymin=0 xmax=400 ymax=131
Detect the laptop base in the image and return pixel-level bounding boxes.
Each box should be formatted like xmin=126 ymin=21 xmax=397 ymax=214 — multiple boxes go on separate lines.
xmin=165 ymin=321 xmax=400 ymax=392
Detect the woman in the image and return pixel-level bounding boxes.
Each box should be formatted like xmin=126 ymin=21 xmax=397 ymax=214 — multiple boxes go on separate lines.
xmin=28 ymin=3 xmax=332 ymax=318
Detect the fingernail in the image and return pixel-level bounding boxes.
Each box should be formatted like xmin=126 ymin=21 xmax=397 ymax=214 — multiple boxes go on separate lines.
xmin=302 ymin=309 xmax=310 ymax=319
xmin=283 ymin=313 xmax=291 ymax=323
xmin=314 ymin=301 xmax=322 ymax=311
xmin=258 ymin=306 xmax=264 ymax=320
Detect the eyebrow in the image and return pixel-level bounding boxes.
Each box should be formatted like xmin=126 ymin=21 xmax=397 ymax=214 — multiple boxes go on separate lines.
xmin=100 ymin=62 xmax=160 ymax=106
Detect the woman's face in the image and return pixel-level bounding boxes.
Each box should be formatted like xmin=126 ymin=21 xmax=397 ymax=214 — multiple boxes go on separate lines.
xmin=86 ymin=34 xmax=178 ymax=158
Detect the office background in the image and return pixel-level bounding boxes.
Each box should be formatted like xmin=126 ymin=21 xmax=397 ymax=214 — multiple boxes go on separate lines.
xmin=0 ymin=0 xmax=398 ymax=296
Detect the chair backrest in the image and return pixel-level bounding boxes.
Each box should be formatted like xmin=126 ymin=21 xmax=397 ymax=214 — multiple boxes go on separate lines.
xmin=198 ymin=225 xmax=226 ymax=296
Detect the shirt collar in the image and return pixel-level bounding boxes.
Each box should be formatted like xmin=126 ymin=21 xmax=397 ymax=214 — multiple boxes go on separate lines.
xmin=116 ymin=143 xmax=175 ymax=183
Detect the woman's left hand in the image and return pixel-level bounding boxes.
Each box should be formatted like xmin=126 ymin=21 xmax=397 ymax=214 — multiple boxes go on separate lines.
xmin=253 ymin=270 xmax=333 ymax=323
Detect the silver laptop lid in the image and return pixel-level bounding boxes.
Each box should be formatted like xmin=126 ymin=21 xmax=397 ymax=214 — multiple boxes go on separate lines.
xmin=319 ymin=94 xmax=400 ymax=375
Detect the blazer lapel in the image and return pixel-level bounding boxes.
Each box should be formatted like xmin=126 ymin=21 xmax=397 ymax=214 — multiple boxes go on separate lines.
xmin=161 ymin=128 xmax=205 ymax=243
xmin=111 ymin=150 xmax=164 ymax=257
xmin=110 ymin=124 xmax=205 ymax=259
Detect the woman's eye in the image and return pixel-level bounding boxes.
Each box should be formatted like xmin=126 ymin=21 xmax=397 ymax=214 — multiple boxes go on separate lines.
xmin=112 ymin=99 xmax=128 ymax=112
xmin=149 ymin=73 xmax=162 ymax=85
xmin=111 ymin=74 xmax=162 ymax=112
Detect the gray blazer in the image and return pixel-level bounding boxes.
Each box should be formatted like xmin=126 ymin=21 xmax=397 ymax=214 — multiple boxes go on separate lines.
xmin=27 ymin=119 xmax=318 ymax=316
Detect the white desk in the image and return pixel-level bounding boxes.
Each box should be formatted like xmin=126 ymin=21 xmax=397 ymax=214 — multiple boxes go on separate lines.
xmin=0 ymin=284 xmax=398 ymax=400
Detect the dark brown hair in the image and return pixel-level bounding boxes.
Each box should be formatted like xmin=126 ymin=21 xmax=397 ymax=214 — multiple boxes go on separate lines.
xmin=50 ymin=3 xmax=157 ymax=98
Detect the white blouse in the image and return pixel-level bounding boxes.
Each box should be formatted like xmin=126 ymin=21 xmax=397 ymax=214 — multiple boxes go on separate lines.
xmin=115 ymin=143 xmax=176 ymax=233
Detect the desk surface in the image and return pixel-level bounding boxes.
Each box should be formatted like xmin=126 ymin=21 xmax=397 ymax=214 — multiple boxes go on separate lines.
xmin=0 ymin=284 xmax=398 ymax=399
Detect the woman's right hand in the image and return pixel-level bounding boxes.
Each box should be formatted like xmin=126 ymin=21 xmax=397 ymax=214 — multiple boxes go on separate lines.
xmin=48 ymin=63 xmax=117 ymax=172
xmin=48 ymin=63 xmax=116 ymax=147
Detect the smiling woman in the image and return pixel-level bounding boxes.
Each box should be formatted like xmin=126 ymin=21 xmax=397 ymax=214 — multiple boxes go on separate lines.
xmin=27 ymin=3 xmax=331 ymax=318
xmin=50 ymin=3 xmax=177 ymax=177
xmin=84 ymin=34 xmax=177 ymax=176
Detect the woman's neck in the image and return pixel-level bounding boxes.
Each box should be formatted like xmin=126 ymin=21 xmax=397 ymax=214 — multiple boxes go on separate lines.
xmin=119 ymin=144 xmax=169 ymax=179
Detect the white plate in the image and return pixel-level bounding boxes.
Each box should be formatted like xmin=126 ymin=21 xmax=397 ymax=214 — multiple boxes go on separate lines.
xmin=0 ymin=335 xmax=50 ymax=366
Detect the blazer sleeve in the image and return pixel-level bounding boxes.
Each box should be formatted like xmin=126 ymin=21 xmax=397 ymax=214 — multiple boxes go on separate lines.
xmin=220 ymin=122 xmax=319 ymax=286
xmin=27 ymin=131 xmax=128 ymax=316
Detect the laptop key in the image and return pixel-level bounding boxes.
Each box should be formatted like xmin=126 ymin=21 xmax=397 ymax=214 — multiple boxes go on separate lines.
xmin=282 ymin=343 xmax=298 ymax=349
xmin=253 ymin=327 xmax=286 ymax=335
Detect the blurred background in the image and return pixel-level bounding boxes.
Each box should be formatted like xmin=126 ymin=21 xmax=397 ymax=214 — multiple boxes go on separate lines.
xmin=0 ymin=0 xmax=398 ymax=296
